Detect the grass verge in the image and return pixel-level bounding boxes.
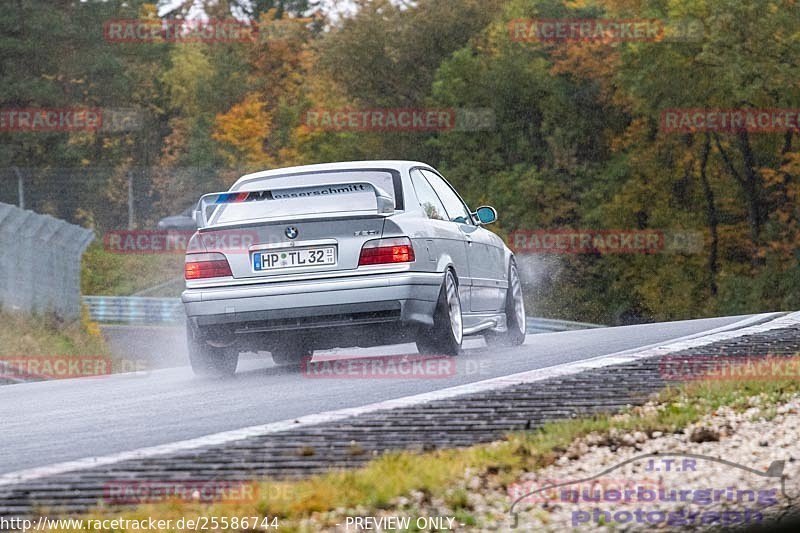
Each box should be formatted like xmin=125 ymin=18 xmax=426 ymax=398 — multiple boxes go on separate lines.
xmin=0 ymin=308 xmax=107 ymax=358
xmin=45 ymin=360 xmax=800 ymax=531
xmin=81 ymin=242 xmax=184 ymax=296
xmin=0 ymin=308 xmax=116 ymax=381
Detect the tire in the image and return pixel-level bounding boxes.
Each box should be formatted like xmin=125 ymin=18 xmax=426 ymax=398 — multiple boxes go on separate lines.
xmin=485 ymin=261 xmax=526 ymax=347
xmin=416 ymin=270 xmax=463 ymax=356
xmin=271 ymin=343 xmax=313 ymax=367
xmin=186 ymin=327 xmax=239 ymax=377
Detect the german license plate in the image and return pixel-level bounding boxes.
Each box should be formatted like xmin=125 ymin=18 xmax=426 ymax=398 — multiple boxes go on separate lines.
xmin=253 ymin=246 xmax=336 ymax=271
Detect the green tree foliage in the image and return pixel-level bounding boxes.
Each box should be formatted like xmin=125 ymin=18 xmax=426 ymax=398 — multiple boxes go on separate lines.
xmin=2 ymin=0 xmax=798 ymax=321
xmin=0 ymin=0 xmax=173 ymax=228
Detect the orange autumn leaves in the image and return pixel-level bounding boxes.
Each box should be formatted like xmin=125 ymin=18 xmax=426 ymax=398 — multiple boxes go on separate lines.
xmin=213 ymin=94 xmax=272 ymax=166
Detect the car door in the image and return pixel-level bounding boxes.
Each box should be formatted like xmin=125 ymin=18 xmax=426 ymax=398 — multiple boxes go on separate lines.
xmin=420 ymin=169 xmax=505 ymax=312
xmin=465 ymin=225 xmax=507 ymax=311
xmin=409 ymin=169 xmax=471 ymax=310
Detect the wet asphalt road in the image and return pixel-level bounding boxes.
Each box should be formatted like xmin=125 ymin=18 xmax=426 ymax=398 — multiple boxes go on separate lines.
xmin=0 ymin=315 xmax=763 ymax=475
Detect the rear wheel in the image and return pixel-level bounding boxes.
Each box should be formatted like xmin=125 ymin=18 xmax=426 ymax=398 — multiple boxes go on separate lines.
xmin=416 ymin=270 xmax=463 ymax=356
xmin=187 ymin=327 xmax=239 ymax=377
xmin=485 ymin=261 xmax=526 ymax=347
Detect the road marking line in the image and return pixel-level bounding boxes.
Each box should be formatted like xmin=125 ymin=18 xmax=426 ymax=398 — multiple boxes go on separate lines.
xmin=0 ymin=312 xmax=794 ymax=487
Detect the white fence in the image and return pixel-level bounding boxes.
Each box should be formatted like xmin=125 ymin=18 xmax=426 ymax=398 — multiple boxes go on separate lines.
xmin=0 ymin=202 xmax=94 ymax=320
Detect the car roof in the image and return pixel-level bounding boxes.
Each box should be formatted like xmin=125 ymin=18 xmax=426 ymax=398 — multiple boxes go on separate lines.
xmin=232 ymin=160 xmax=434 ymax=189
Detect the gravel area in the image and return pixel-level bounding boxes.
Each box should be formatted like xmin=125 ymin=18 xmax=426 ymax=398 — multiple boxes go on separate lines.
xmin=298 ymin=394 xmax=800 ymax=532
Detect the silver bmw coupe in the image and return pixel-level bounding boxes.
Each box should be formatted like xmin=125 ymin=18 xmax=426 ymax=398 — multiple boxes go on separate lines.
xmin=182 ymin=160 xmax=525 ymax=376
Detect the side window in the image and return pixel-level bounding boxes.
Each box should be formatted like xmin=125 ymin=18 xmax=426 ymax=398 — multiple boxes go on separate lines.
xmin=420 ymin=170 xmax=471 ymax=224
xmin=410 ymin=169 xmax=447 ymax=220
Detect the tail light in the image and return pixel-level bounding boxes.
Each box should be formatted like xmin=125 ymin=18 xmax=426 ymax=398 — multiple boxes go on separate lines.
xmin=185 ymin=252 xmax=233 ymax=280
xmin=358 ymin=237 xmax=415 ymax=266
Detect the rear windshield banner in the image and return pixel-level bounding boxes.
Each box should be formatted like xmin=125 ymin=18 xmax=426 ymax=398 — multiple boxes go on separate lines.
xmin=213 ymin=183 xmax=374 ymax=204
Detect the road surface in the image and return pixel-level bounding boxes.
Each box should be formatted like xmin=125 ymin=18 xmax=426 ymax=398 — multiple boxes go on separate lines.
xmin=0 ymin=315 xmax=767 ymax=475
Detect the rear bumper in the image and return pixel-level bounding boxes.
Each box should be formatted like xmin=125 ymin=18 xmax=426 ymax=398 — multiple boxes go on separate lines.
xmin=182 ymin=271 xmax=443 ymax=332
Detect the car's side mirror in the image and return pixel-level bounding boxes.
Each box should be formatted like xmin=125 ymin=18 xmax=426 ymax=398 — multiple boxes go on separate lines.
xmin=474 ymin=205 xmax=497 ymax=225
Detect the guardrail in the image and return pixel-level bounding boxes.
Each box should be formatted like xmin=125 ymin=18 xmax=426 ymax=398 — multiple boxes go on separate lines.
xmin=83 ymin=296 xmax=184 ymax=324
xmin=83 ymin=295 xmax=606 ymax=331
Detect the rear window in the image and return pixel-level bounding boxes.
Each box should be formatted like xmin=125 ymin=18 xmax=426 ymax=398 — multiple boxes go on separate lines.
xmin=209 ymin=169 xmax=402 ymax=225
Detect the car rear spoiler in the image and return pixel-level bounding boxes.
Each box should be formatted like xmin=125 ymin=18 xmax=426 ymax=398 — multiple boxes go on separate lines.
xmin=194 ymin=181 xmax=395 ymax=229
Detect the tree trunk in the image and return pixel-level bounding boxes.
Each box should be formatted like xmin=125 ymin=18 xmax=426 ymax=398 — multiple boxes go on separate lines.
xmin=736 ymin=130 xmax=765 ymax=259
xmin=698 ymin=134 xmax=718 ymax=296
xmin=712 ymin=132 xmax=765 ymax=267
